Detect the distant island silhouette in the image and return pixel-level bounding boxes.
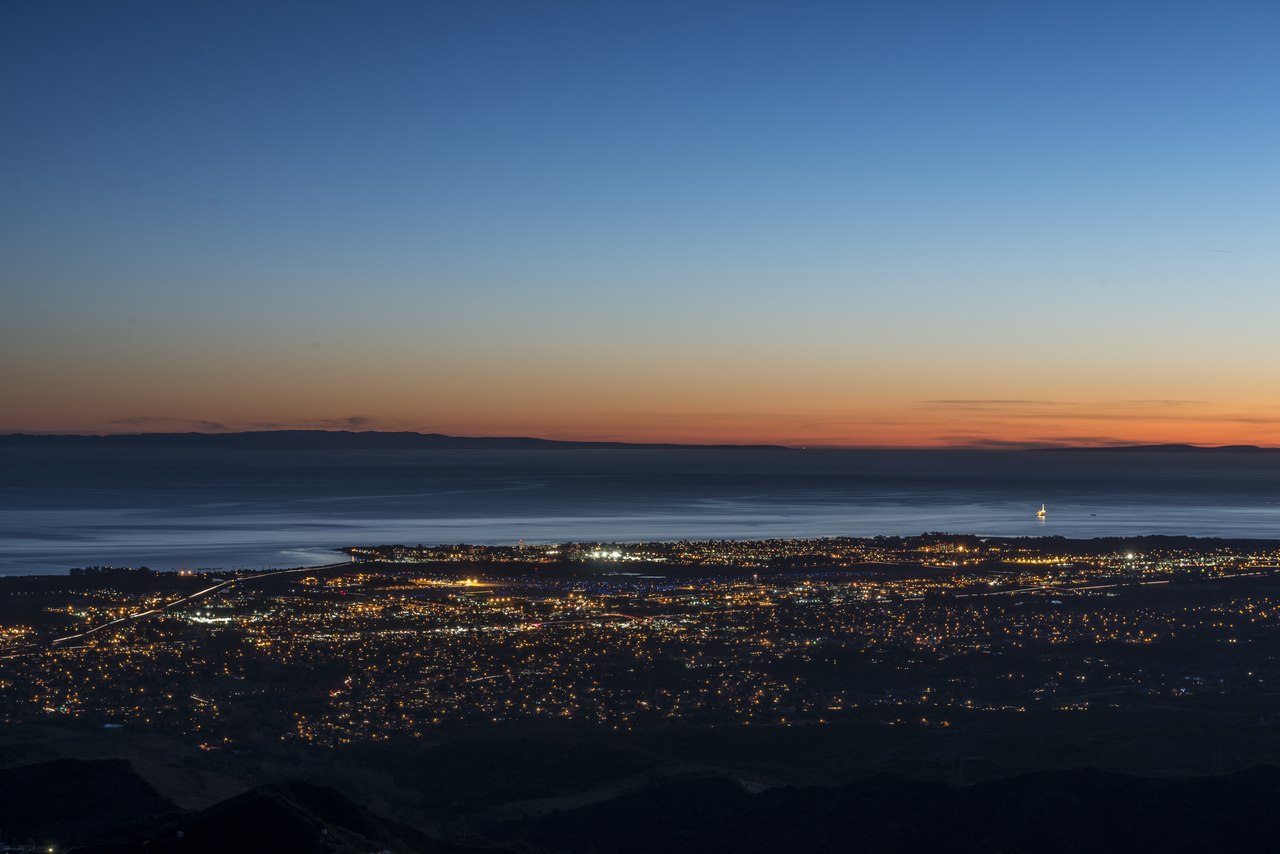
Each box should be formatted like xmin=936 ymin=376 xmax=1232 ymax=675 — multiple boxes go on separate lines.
xmin=1046 ymin=443 xmax=1279 ymax=453
xmin=1 ymin=432 xmax=1277 ymax=452
xmin=0 ymin=430 xmax=788 ymax=451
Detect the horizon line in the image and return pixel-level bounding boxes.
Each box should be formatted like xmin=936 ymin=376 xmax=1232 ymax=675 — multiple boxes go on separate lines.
xmin=2 ymin=429 xmax=1276 ymax=452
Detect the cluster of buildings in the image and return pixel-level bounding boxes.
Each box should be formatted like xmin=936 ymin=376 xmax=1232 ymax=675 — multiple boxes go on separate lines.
xmin=1 ymin=535 xmax=1278 ymax=746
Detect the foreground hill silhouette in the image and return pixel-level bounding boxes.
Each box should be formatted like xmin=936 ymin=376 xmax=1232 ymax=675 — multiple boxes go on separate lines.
xmin=501 ymin=766 xmax=1280 ymax=853
xmin=0 ymin=759 xmax=503 ymax=853
xmin=12 ymin=756 xmax=1280 ymax=853
xmin=75 ymin=780 xmax=505 ymax=854
xmin=0 ymin=758 xmax=178 ymax=846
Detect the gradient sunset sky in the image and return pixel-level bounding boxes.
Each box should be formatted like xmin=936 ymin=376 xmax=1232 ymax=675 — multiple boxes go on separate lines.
xmin=3 ymin=1 xmax=1278 ymax=447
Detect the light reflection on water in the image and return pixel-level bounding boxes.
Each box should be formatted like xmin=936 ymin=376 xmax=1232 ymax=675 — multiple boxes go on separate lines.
xmin=2 ymin=448 xmax=1279 ymax=574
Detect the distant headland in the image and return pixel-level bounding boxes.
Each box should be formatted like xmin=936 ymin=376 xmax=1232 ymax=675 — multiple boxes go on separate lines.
xmin=1 ymin=432 xmax=1276 ymax=453
xmin=1045 ymin=443 xmax=1279 ymax=454
xmin=0 ymin=430 xmax=788 ymax=451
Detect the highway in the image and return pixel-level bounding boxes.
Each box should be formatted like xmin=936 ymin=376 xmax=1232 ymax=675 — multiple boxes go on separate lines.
xmin=952 ymin=567 xmax=1276 ymax=600
xmin=32 ymin=563 xmax=1280 ymax=648
xmin=48 ymin=561 xmax=350 ymax=647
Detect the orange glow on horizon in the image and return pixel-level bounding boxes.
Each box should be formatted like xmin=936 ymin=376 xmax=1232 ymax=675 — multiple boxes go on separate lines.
xmin=6 ymin=329 xmax=1279 ymax=448
xmin=10 ymin=398 xmax=1280 ymax=450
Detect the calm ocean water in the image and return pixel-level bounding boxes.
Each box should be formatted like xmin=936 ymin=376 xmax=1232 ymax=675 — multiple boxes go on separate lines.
xmin=2 ymin=447 xmax=1279 ymax=575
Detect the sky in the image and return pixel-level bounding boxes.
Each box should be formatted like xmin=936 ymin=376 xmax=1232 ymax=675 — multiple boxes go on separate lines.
xmin=3 ymin=1 xmax=1279 ymax=447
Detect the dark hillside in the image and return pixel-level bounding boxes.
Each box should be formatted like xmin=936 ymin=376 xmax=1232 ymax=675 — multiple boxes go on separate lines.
xmin=0 ymin=758 xmax=177 ymax=845
xmin=503 ymin=766 xmax=1280 ymax=853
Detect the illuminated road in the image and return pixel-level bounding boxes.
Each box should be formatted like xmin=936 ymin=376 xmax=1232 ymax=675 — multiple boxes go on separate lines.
xmin=952 ymin=568 xmax=1276 ymax=600
xmin=48 ymin=562 xmax=349 ymax=647
xmin=33 ymin=563 xmax=1280 ymax=649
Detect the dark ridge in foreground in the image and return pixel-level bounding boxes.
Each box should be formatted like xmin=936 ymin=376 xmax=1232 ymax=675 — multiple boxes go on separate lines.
xmin=0 ymin=430 xmax=787 ymax=451
xmin=75 ymin=780 xmax=503 ymax=854
xmin=0 ymin=758 xmax=178 ymax=845
xmin=0 ymin=759 xmax=501 ymax=854
xmin=15 ymin=756 xmax=1280 ymax=853
xmin=0 ymin=763 xmax=499 ymax=854
xmin=503 ymin=766 xmax=1280 ymax=854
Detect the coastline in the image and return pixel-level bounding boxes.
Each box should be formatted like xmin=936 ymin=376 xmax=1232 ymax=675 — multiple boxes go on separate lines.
xmin=9 ymin=531 xmax=1280 ymax=579
xmin=8 ymin=445 xmax=1280 ymax=575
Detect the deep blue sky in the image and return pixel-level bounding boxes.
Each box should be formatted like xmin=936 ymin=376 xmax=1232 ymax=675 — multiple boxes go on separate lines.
xmin=3 ymin=1 xmax=1279 ymax=445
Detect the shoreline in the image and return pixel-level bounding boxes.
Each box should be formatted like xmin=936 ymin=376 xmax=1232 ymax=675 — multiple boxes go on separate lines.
xmin=9 ymin=531 xmax=1280 ymax=580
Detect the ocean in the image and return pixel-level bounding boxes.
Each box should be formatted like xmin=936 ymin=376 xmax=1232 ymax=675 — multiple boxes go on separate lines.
xmin=2 ymin=447 xmax=1279 ymax=574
